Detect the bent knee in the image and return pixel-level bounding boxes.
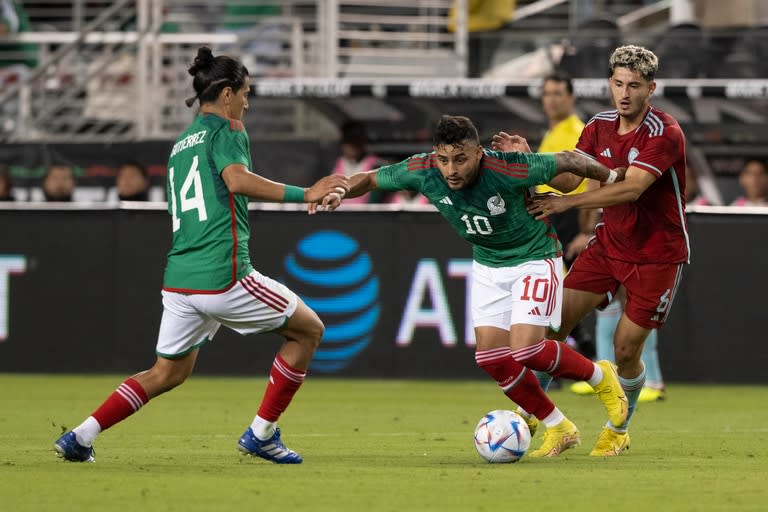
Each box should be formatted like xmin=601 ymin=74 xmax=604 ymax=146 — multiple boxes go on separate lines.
xmin=305 ymin=318 xmax=324 ymax=349
xmin=614 ymin=346 xmax=640 ymax=367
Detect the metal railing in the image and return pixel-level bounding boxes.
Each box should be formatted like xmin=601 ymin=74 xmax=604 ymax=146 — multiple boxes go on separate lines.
xmin=0 ymin=0 xmax=467 ymax=142
xmin=0 ymin=0 xmax=709 ymax=143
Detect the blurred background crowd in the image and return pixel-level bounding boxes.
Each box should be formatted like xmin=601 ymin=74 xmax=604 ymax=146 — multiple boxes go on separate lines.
xmin=1 ymin=1 xmax=768 ymax=207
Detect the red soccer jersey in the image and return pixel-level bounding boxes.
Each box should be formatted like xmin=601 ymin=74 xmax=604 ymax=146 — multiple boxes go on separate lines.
xmin=575 ymin=106 xmax=690 ymax=264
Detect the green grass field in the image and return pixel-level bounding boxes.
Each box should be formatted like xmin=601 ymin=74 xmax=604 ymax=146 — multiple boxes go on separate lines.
xmin=1 ymin=374 xmax=765 ymax=512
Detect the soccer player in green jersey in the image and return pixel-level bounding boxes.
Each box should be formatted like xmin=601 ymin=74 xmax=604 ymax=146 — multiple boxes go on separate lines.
xmin=332 ymin=115 xmax=629 ymax=457
xmin=54 ymin=47 xmax=348 ymax=464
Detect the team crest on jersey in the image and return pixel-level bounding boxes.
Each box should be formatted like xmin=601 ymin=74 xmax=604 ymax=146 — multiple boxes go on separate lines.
xmin=628 ymin=147 xmax=640 ymax=164
xmin=487 ymin=193 xmax=506 ymax=215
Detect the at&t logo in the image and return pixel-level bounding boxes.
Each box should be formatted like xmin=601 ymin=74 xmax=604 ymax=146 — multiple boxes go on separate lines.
xmin=283 ymin=231 xmax=379 ymax=372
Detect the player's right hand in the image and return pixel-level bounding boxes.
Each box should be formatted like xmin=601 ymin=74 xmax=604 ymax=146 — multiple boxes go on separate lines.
xmin=306 ymin=175 xmax=349 ymax=204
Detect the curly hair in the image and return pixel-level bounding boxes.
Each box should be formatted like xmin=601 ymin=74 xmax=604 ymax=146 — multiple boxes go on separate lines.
xmin=433 ymin=115 xmax=479 ymax=147
xmin=609 ymin=45 xmax=658 ymax=81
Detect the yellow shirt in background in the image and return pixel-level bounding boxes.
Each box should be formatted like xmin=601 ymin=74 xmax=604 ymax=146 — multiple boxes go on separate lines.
xmin=535 ymin=114 xmax=586 ymax=195
xmin=448 ymin=0 xmax=516 ymax=32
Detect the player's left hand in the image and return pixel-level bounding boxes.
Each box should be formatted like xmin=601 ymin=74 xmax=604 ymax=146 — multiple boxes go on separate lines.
xmin=527 ymin=194 xmax=572 ymax=220
xmin=565 ymin=232 xmax=592 ymax=259
xmin=307 ymin=188 xmax=345 ymax=214
xmin=491 ymin=132 xmax=532 ymax=153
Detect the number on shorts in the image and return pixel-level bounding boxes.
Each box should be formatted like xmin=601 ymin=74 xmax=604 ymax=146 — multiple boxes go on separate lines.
xmin=520 ymin=275 xmax=549 ymax=302
xmin=169 ymin=155 xmax=208 ymax=232
xmin=656 ymin=289 xmax=671 ymax=314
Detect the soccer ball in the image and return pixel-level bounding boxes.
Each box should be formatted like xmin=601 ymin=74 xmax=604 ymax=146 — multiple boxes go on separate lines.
xmin=473 ymin=409 xmax=531 ymax=463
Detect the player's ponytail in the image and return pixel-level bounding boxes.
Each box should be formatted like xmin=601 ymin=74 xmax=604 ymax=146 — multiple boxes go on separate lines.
xmin=185 ymin=46 xmax=249 ymax=108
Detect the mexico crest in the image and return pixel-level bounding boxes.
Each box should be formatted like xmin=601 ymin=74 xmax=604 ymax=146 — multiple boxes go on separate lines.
xmin=487 ymin=193 xmax=506 ymax=215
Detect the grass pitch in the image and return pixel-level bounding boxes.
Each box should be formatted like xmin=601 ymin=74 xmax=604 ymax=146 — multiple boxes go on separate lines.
xmin=0 ymin=374 xmax=765 ymax=512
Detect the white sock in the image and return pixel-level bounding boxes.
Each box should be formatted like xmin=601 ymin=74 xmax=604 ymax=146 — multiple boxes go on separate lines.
xmin=587 ymin=363 xmax=603 ymax=387
xmin=542 ymin=408 xmax=565 ymax=428
xmin=250 ymin=415 xmax=276 ymax=441
xmin=72 ymin=416 xmax=101 ymax=447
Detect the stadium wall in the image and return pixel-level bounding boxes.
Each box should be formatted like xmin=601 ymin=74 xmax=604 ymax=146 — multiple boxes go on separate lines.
xmin=0 ymin=208 xmax=765 ymax=383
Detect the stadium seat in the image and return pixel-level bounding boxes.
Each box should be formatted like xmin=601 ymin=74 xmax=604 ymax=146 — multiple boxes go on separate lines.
xmin=654 ymin=23 xmax=707 ymax=78
xmin=718 ymin=25 xmax=768 ymax=78
xmin=558 ymin=18 xmax=621 ymax=78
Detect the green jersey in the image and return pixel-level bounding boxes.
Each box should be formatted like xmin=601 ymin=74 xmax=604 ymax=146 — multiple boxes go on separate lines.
xmin=163 ymin=114 xmax=254 ymax=292
xmin=376 ymin=149 xmax=561 ymax=267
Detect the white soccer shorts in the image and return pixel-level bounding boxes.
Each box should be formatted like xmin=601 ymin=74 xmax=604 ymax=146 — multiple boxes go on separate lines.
xmin=156 ymin=270 xmax=299 ymax=358
xmin=471 ymin=258 xmax=563 ymax=331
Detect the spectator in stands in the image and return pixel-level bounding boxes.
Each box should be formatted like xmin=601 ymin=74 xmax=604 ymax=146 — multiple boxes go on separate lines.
xmin=331 ymin=121 xmax=382 ymax=204
xmin=448 ymin=0 xmax=515 ymax=32
xmin=0 ymin=164 xmax=13 ymax=200
xmin=0 ymin=0 xmax=37 ymax=68
xmin=115 ymin=160 xmax=150 ymax=201
xmin=731 ymin=158 xmax=768 ymax=207
xmin=529 ymin=71 xmax=595 ymax=389
xmin=42 ymin=164 xmax=75 ymax=202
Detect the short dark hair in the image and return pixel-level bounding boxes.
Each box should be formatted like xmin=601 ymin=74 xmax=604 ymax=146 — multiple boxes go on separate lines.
xmin=186 ymin=46 xmax=249 ymax=107
xmin=119 ymin=160 xmax=148 ymax=179
xmin=742 ymin=158 xmax=768 ymax=172
xmin=543 ymin=69 xmax=574 ymax=95
xmin=434 ymin=115 xmax=479 ymax=147
xmin=45 ymin=164 xmax=74 ymax=178
xmin=340 ymin=120 xmax=368 ymax=147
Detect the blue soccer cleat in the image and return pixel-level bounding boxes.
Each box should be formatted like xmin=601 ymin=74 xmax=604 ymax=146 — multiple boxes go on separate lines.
xmin=237 ymin=427 xmax=303 ymax=464
xmin=54 ymin=431 xmax=95 ymax=462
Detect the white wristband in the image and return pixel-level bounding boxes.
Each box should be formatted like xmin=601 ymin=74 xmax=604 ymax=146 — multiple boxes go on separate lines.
xmin=606 ymin=169 xmax=618 ymax=184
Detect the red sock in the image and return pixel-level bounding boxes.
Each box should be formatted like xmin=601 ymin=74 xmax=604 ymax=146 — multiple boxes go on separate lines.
xmin=511 ymin=339 xmax=594 ymax=381
xmin=475 ymin=347 xmax=555 ymax=420
xmin=257 ymin=354 xmax=306 ymax=422
xmin=91 ymin=377 xmax=149 ymax=431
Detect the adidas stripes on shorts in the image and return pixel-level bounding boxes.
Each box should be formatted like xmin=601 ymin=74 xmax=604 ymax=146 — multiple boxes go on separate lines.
xmin=156 ymin=270 xmax=299 ymax=358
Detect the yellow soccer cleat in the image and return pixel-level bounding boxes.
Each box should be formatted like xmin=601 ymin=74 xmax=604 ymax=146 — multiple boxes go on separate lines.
xmin=592 ymin=360 xmax=629 ymax=427
xmin=528 ymin=418 xmax=581 ymax=458
xmin=569 ymin=381 xmax=596 ymax=395
xmin=638 ymin=386 xmax=666 ymax=403
xmin=515 ymin=407 xmax=539 ymax=437
xmin=589 ymin=426 xmax=630 ymax=457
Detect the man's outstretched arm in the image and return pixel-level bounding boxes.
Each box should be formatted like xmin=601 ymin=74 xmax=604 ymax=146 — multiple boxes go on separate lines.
xmin=344 ymin=170 xmax=380 ymax=199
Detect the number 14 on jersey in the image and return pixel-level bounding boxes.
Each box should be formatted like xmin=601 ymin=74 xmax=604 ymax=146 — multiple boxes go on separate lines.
xmin=169 ymin=155 xmax=209 ymax=231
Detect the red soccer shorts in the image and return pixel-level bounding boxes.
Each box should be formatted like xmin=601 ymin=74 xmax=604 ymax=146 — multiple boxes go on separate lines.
xmin=565 ymin=237 xmax=685 ymax=330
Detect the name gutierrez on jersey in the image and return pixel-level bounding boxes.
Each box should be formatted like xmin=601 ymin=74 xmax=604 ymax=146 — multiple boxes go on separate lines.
xmin=170 ymin=130 xmax=207 ymax=157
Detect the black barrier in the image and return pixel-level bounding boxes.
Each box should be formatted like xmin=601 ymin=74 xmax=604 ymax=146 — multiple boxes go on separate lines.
xmin=0 ymin=207 xmax=766 ymax=383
